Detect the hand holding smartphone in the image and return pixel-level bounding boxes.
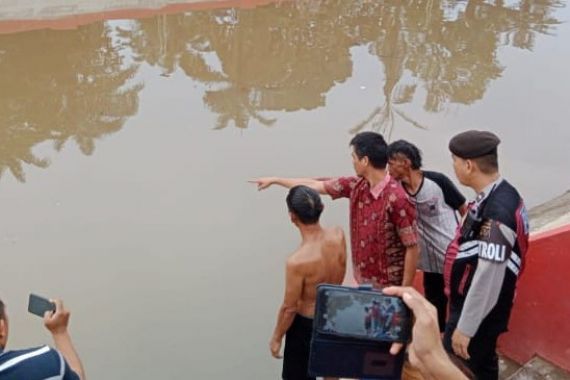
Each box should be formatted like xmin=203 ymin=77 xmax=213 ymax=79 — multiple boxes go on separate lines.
xmin=28 ymin=294 xmax=56 ymax=318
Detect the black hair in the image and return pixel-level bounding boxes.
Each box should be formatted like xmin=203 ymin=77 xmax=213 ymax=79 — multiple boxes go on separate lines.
xmin=286 ymin=185 xmax=324 ymax=225
xmin=349 ymin=132 xmax=388 ymax=169
xmin=387 ymin=140 xmax=423 ymax=169
xmin=0 ymin=299 xmax=4 ymax=321
xmin=472 ymin=150 xmax=499 ymax=174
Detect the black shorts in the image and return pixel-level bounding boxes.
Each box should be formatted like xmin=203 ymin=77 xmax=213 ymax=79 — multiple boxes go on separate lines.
xmin=282 ymin=314 xmax=315 ymax=380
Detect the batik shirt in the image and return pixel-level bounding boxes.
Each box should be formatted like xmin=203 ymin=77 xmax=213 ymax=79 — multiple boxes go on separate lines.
xmin=325 ymin=175 xmax=418 ymax=287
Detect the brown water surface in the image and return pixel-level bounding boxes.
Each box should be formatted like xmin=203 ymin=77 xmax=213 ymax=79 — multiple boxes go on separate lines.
xmin=0 ymin=1 xmax=569 ymax=378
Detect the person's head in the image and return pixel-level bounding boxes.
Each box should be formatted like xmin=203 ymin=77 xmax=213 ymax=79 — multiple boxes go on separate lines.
xmin=387 ymin=140 xmax=423 ymax=179
xmin=449 ymin=130 xmax=500 ymax=187
xmin=364 ymin=307 xmax=369 ymax=312
xmin=349 ymin=132 xmax=388 ymax=176
xmin=286 ymin=186 xmax=324 ymax=226
xmin=0 ymin=298 xmax=8 ymax=350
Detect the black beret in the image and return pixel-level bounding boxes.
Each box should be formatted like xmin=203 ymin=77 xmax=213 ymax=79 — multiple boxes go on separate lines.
xmin=449 ymin=130 xmax=501 ymax=159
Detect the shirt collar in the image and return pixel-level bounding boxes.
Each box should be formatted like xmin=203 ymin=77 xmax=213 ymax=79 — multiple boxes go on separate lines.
xmin=370 ymin=174 xmax=391 ymax=199
xmin=475 ymin=176 xmax=503 ymax=206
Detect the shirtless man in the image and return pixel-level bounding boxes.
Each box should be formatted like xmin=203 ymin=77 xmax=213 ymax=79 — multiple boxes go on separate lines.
xmin=270 ymin=185 xmax=347 ymax=380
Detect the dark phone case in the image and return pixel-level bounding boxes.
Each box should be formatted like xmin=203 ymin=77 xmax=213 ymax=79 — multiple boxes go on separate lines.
xmin=28 ymin=294 xmax=55 ymax=317
xmin=308 ymin=284 xmax=410 ymax=379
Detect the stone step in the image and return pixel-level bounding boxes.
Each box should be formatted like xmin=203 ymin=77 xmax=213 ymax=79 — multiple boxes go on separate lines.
xmin=504 ymin=356 xmax=570 ymax=380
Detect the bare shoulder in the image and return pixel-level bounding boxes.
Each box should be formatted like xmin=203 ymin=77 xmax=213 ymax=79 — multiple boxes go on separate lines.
xmin=286 ymin=247 xmax=312 ymax=268
xmin=325 ymin=226 xmax=346 ymax=242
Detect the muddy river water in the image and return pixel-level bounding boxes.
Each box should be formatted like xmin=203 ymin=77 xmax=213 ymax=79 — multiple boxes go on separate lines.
xmin=0 ymin=1 xmax=569 ymax=378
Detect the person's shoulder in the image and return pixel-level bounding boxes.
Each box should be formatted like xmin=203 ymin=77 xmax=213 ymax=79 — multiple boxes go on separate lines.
xmin=3 ymin=345 xmax=55 ymax=358
xmin=484 ymin=180 xmax=523 ymax=222
xmin=423 ymin=170 xmax=451 ymax=182
xmin=323 ymin=226 xmax=347 ymax=249
xmin=423 ymin=170 xmax=456 ymax=190
xmin=325 ymin=225 xmax=345 ymax=240
xmin=386 ymin=177 xmax=413 ymax=201
xmin=0 ymin=346 xmax=61 ymax=372
xmin=286 ymin=250 xmax=309 ymax=268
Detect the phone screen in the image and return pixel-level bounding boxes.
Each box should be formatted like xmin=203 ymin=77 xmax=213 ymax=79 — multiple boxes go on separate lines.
xmin=317 ymin=289 xmax=411 ymax=342
xmin=28 ymin=294 xmax=55 ymax=318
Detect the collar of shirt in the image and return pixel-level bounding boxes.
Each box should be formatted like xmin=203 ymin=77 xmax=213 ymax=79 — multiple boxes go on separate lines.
xmin=474 ymin=176 xmax=504 ymax=207
xmin=369 ymin=174 xmax=392 ymax=200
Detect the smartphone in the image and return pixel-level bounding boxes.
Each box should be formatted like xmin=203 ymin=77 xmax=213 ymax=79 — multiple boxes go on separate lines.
xmin=315 ymin=285 xmax=412 ymax=342
xmin=28 ymin=294 xmax=55 ymax=318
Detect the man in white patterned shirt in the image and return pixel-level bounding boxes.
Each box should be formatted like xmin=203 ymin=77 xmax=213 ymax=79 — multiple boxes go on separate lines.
xmin=388 ymin=140 xmax=467 ymax=330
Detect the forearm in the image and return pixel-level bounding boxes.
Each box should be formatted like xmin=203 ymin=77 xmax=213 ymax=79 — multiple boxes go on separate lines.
xmin=271 ymin=177 xmax=327 ymax=194
xmin=457 ymin=260 xmax=506 ymax=337
xmin=402 ymin=245 xmax=419 ymax=286
xmin=424 ymin=351 xmax=468 ymax=380
xmin=272 ymin=305 xmax=297 ymax=341
xmin=52 ymin=331 xmax=86 ymax=380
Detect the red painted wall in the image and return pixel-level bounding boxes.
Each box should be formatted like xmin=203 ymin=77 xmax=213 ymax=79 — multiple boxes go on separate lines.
xmin=498 ymin=224 xmax=570 ymax=370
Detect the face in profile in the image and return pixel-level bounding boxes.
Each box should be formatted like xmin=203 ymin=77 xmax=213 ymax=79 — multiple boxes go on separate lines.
xmin=351 ymin=149 xmax=367 ymax=177
xmin=452 ymin=154 xmax=470 ymax=185
xmin=387 ymin=155 xmax=407 ymax=180
xmin=0 ymin=313 xmax=8 ymax=349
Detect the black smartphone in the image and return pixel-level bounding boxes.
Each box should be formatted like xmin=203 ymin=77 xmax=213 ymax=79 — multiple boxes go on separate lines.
xmin=315 ymin=285 xmax=412 ymax=343
xmin=28 ymin=294 xmax=55 ymax=318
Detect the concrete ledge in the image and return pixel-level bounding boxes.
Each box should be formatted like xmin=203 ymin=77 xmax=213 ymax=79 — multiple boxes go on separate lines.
xmin=529 ymin=190 xmax=570 ymax=234
xmin=0 ymin=0 xmax=279 ymax=34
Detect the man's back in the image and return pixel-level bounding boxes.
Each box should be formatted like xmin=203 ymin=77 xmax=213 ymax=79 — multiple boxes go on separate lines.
xmin=289 ymin=226 xmax=346 ymax=318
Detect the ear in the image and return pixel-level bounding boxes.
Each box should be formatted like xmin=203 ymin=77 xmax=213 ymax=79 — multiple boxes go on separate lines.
xmin=0 ymin=318 xmax=7 ymax=347
xmin=362 ymin=156 xmax=370 ymax=166
xmin=289 ymin=211 xmax=297 ymax=224
xmin=466 ymin=159 xmax=474 ymax=172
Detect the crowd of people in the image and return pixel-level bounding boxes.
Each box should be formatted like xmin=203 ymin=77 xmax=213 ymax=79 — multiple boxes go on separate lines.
xmin=0 ymin=129 xmax=528 ymax=380
xmin=253 ymin=130 xmax=529 ymax=380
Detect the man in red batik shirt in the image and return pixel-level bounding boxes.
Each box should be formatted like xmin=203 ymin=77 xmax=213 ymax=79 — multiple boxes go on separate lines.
xmin=251 ymin=132 xmax=419 ymax=288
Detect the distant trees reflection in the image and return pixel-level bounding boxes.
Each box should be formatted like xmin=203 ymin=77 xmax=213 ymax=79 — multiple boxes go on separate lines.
xmin=125 ymin=0 xmax=561 ymax=133
xmin=0 ymin=23 xmax=142 ymax=182
xmin=0 ymin=0 xmax=562 ymax=181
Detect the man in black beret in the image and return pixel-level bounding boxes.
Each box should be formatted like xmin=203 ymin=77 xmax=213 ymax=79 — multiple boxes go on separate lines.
xmin=442 ymin=130 xmax=530 ymax=380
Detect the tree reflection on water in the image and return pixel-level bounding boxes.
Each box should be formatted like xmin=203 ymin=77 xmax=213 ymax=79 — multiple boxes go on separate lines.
xmin=0 ymin=23 xmax=142 ymax=182
xmin=0 ymin=0 xmax=562 ymax=181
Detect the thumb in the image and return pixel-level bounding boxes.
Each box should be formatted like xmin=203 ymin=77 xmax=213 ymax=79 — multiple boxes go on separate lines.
xmin=401 ymin=292 xmax=427 ymax=315
xmin=390 ymin=342 xmax=404 ymax=355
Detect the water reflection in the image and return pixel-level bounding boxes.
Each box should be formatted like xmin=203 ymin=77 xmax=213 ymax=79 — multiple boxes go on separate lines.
xmin=124 ymin=0 xmax=561 ymax=132
xmin=350 ymin=0 xmax=562 ymax=137
xmin=0 ymin=0 xmax=563 ymax=181
xmin=0 ymin=23 xmax=142 ymax=182
xmin=124 ymin=4 xmax=358 ymax=129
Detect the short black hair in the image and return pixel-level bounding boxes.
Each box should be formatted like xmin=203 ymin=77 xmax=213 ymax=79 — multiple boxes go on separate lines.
xmin=0 ymin=299 xmax=5 ymax=321
xmin=472 ymin=150 xmax=499 ymax=174
xmin=350 ymin=132 xmax=388 ymax=169
xmin=387 ymin=140 xmax=423 ymax=169
xmin=286 ymin=186 xmax=324 ymax=225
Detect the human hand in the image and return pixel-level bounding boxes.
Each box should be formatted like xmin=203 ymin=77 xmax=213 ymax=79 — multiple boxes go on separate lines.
xmin=382 ymin=287 xmax=445 ymax=371
xmin=269 ymin=337 xmax=283 ymax=359
xmin=44 ymin=299 xmax=70 ymax=336
xmin=452 ymin=329 xmax=471 ymax=360
xmin=249 ymin=177 xmax=275 ymax=191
